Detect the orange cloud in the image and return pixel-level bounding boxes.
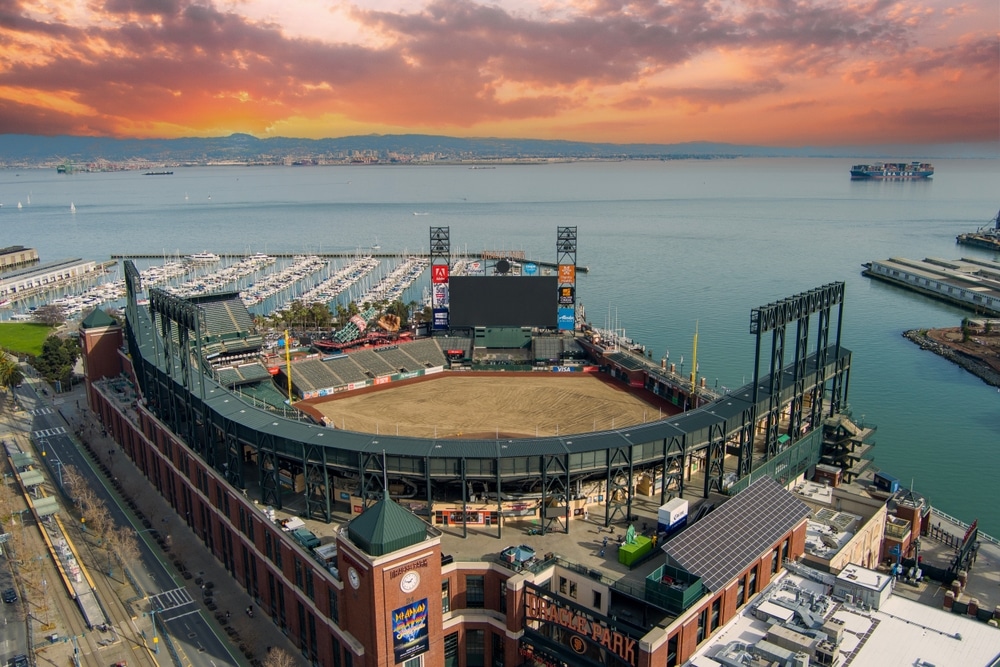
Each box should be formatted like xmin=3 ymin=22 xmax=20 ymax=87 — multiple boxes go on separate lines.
xmin=0 ymin=0 xmax=993 ymax=145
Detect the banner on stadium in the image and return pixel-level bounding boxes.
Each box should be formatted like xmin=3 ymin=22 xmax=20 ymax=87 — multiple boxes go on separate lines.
xmin=431 ymin=264 xmax=449 ymax=284
xmin=523 ymin=263 xmax=538 ymax=275
xmin=350 ymin=314 xmax=368 ymax=332
xmin=558 ymin=264 xmax=576 ymax=283
xmin=425 ymin=366 xmax=444 ymax=374
xmin=558 ymin=307 xmax=575 ymax=331
xmin=432 ymin=308 xmax=449 ymax=331
xmin=374 ymin=376 xmax=391 ymax=385
xmin=392 ymin=599 xmax=429 ymax=663
xmin=467 ymin=261 xmax=484 ymax=276
xmin=558 ymin=286 xmax=575 ymax=305
xmin=432 ymin=283 xmax=449 ymax=307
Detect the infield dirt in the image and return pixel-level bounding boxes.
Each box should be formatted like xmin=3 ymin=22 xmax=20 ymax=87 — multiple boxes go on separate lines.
xmin=302 ymin=373 xmax=676 ymax=438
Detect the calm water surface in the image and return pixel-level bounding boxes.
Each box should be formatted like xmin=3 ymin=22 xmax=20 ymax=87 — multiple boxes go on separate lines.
xmin=2 ymin=158 xmax=998 ymax=534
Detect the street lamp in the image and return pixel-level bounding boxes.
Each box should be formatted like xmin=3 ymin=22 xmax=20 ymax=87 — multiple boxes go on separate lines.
xmin=148 ymin=608 xmax=159 ymax=654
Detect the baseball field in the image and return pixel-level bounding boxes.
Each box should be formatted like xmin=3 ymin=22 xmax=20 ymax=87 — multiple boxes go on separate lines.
xmin=303 ymin=373 xmax=676 ymax=438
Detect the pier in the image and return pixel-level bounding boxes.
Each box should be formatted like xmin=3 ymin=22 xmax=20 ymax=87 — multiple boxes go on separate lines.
xmin=863 ymin=256 xmax=1000 ymax=317
xmin=109 ymin=252 xmax=589 ymax=273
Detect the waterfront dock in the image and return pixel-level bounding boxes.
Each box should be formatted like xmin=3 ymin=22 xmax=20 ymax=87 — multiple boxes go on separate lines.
xmin=109 ymin=252 xmax=589 ymax=273
xmin=863 ymin=256 xmax=1000 ymax=317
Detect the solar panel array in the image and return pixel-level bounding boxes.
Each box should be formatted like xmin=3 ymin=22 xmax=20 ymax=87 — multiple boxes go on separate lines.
xmin=663 ymin=477 xmax=810 ymax=592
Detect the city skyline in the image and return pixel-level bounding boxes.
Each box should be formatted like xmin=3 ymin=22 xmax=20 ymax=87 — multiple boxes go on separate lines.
xmin=0 ymin=0 xmax=997 ymax=147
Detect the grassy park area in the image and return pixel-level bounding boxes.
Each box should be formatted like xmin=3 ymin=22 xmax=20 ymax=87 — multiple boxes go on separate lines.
xmin=0 ymin=322 xmax=55 ymax=356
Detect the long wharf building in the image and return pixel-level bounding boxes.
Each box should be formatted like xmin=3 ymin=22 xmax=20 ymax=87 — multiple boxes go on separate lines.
xmin=81 ymin=232 xmax=868 ymax=667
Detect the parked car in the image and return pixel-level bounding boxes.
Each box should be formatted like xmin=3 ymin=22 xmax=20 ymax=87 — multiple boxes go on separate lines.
xmin=9 ymin=654 xmax=28 ymax=667
xmin=1 ymin=588 xmax=17 ymax=603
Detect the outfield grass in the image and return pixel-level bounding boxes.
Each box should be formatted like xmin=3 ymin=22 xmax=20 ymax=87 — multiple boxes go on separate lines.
xmin=0 ymin=322 xmax=54 ymax=356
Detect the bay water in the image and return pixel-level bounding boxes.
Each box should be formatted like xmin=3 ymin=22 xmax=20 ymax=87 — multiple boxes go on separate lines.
xmin=2 ymin=158 xmax=998 ymax=534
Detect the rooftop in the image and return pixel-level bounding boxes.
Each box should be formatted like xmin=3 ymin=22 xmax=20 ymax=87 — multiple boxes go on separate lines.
xmin=689 ymin=567 xmax=1000 ymax=667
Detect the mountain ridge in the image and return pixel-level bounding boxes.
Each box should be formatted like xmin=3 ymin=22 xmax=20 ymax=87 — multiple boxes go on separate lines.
xmin=0 ymin=133 xmax=993 ymax=165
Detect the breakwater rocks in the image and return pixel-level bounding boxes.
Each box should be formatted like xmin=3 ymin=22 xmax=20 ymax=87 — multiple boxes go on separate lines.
xmin=903 ymin=329 xmax=1000 ymax=388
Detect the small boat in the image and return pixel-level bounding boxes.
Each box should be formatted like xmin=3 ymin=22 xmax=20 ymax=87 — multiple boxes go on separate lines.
xmin=185 ymin=251 xmax=221 ymax=263
xmin=371 ymin=236 xmax=381 ymax=250
xmin=70 ymin=202 xmax=76 ymax=213
xmin=17 ymin=202 xmax=22 ymax=209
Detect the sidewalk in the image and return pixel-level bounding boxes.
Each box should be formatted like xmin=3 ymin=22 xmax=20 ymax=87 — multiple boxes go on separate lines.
xmin=49 ymin=382 xmax=302 ymax=664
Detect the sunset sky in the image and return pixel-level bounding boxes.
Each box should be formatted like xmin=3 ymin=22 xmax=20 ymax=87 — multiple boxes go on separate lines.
xmin=0 ymin=0 xmax=997 ymax=146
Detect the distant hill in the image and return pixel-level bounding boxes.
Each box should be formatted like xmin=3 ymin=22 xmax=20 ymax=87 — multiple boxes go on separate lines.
xmin=0 ymin=133 xmax=992 ymax=166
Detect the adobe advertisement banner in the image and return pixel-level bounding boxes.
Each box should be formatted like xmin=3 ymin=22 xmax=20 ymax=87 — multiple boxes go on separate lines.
xmin=392 ymin=598 xmax=429 ymax=663
xmin=431 ymin=264 xmax=450 ymax=284
xmin=558 ymin=307 xmax=575 ymax=331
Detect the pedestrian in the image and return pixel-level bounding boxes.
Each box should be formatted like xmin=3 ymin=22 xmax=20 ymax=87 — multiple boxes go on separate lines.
xmin=226 ymin=610 xmax=231 ymax=619
xmin=583 ymin=508 xmax=589 ymax=521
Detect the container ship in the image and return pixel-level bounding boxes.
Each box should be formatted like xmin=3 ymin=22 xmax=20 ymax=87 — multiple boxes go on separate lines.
xmin=850 ymin=161 xmax=934 ymax=180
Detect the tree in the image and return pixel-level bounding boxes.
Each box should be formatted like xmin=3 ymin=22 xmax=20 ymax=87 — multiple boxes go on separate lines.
xmin=30 ymin=335 xmax=80 ymax=387
xmin=308 ymin=302 xmax=332 ymax=329
xmin=32 ymin=304 xmax=66 ymax=326
xmin=262 ymin=647 xmax=297 ymax=667
xmin=0 ymin=354 xmax=24 ymax=405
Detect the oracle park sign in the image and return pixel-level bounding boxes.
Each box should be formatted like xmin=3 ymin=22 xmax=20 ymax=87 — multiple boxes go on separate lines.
xmin=522 ymin=582 xmax=640 ymax=667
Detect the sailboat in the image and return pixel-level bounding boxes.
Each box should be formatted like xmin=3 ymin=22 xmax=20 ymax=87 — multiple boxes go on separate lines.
xmin=70 ymin=202 xmax=76 ymax=213
xmin=371 ymin=236 xmax=381 ymax=251
xmin=17 ymin=202 xmax=22 ymax=209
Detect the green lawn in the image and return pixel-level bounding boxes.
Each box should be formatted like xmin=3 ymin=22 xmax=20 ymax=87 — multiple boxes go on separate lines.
xmin=0 ymin=322 xmax=54 ymax=356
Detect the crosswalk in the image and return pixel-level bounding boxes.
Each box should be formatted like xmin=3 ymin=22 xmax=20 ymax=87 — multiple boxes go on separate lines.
xmin=29 ymin=407 xmax=53 ymax=416
xmin=150 ymin=587 xmax=195 ymax=613
xmin=32 ymin=426 xmax=66 ymax=438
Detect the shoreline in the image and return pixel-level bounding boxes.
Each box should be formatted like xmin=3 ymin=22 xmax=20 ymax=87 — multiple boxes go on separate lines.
xmin=903 ymin=327 xmax=1000 ymax=388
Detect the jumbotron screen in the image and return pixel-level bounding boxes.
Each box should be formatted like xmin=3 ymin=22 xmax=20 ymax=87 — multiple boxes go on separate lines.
xmin=449 ymin=276 xmax=558 ymax=328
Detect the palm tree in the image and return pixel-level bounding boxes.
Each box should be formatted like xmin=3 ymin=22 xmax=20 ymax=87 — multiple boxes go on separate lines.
xmin=0 ymin=353 xmax=25 ymax=407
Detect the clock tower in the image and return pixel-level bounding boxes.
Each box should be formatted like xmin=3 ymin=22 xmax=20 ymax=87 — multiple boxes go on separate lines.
xmin=337 ymin=492 xmax=442 ymax=666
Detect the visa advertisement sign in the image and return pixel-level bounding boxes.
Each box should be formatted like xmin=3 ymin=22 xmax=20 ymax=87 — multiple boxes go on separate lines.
xmin=558 ymin=307 xmax=575 ymax=331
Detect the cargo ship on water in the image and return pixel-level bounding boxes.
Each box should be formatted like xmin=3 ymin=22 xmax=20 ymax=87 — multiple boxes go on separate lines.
xmin=850 ymin=161 xmax=934 ymax=180
xmin=956 ymin=209 xmax=1000 ymax=251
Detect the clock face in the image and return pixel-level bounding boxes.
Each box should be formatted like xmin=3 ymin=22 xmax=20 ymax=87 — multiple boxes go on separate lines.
xmin=400 ymin=571 xmax=420 ymax=593
xmin=348 ymin=567 xmax=360 ymax=590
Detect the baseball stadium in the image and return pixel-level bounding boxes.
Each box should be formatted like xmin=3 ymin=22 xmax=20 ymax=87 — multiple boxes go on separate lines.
xmin=106 ymin=226 xmax=855 ymax=537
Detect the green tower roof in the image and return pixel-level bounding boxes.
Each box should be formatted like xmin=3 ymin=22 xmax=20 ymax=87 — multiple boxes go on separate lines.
xmin=80 ymin=308 xmax=117 ymax=329
xmin=347 ymin=493 xmax=427 ymax=557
